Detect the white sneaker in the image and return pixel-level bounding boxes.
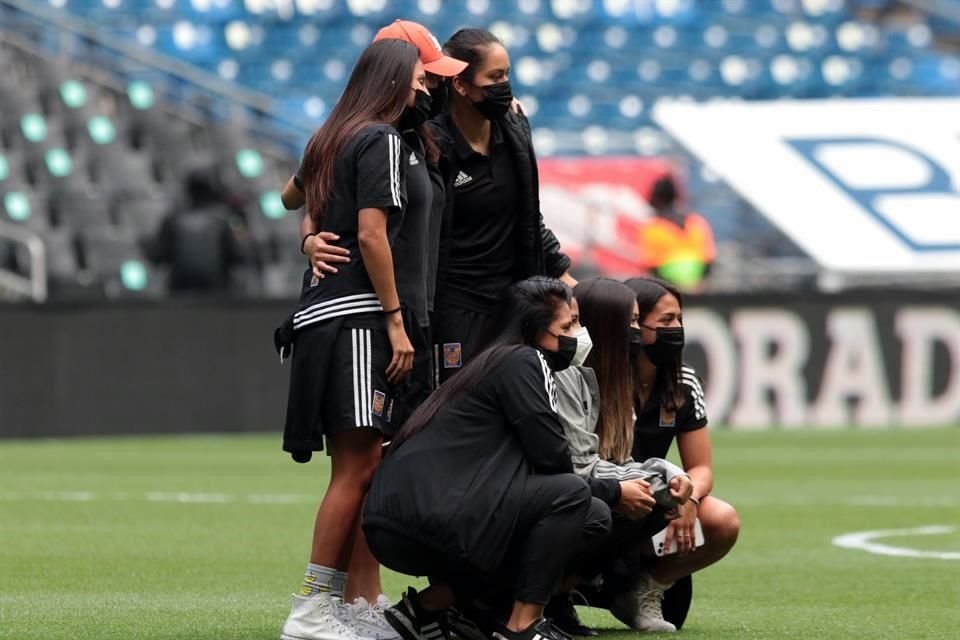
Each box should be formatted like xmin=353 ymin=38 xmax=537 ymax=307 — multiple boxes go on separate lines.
xmin=280 ymin=593 xmax=364 ymax=640
xmin=340 ymin=596 xmax=401 ymax=640
xmin=609 ymin=574 xmax=677 ymax=633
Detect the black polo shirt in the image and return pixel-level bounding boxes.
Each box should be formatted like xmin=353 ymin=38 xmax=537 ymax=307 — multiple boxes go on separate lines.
xmin=631 ymin=364 xmax=708 ymax=462
xmin=392 ymin=130 xmax=433 ymax=328
xmin=293 ymin=123 xmax=406 ymax=332
xmin=425 ymin=156 xmax=445 ymax=317
xmin=437 ymin=114 xmax=520 ymax=309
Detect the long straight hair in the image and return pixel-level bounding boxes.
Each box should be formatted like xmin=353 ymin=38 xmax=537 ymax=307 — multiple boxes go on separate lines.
xmin=575 ymin=278 xmax=637 ymax=464
xmin=623 ymin=277 xmax=685 ymax=412
xmin=300 ymin=39 xmax=419 ymax=223
xmin=389 ymin=277 xmax=571 ymax=451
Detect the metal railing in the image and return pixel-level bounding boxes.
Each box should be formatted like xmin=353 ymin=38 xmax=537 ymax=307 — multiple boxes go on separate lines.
xmin=0 ymin=0 xmax=311 ymax=151
xmin=0 ymin=223 xmax=47 ymax=303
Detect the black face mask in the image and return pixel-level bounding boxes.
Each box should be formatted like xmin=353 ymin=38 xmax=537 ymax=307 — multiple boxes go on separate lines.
xmin=472 ymin=80 xmax=513 ymax=121
xmin=399 ymin=90 xmax=432 ymax=131
xmin=540 ymin=333 xmax=578 ymax=372
xmin=428 ymin=81 xmax=448 ymax=118
xmin=632 ymin=325 xmax=685 ymax=367
xmin=628 ymin=327 xmax=646 ymax=357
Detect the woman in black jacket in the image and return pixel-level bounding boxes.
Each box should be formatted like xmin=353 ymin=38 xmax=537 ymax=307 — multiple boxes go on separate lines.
xmin=431 ymin=29 xmax=574 ymax=382
xmin=363 ymin=278 xmax=611 ymax=640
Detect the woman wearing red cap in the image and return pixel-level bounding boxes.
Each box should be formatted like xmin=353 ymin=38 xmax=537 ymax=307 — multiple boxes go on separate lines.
xmin=284 ymin=27 xmax=574 ymax=389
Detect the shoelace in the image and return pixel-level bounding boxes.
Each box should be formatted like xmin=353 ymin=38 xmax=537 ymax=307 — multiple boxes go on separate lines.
xmin=325 ymin=601 xmax=363 ymax=638
xmin=638 ymin=586 xmax=667 ymax=620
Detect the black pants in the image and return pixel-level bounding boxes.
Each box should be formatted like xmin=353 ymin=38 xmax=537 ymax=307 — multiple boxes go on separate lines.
xmin=367 ymin=474 xmax=612 ymax=607
xmin=505 ymin=475 xmax=612 ymax=605
xmin=579 ymin=510 xmax=670 ymax=600
xmin=432 ymin=303 xmax=499 ymax=385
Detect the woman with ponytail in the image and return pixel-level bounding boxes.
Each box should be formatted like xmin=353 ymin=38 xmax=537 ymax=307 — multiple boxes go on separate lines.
xmin=363 ymin=277 xmax=610 ymax=640
xmin=429 ymin=29 xmax=574 ymax=383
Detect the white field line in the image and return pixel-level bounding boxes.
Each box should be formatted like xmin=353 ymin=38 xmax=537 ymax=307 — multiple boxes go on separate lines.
xmin=0 ymin=491 xmax=316 ymax=504
xmin=832 ymin=525 xmax=960 ymax=560
xmin=0 ymin=492 xmax=956 ymax=507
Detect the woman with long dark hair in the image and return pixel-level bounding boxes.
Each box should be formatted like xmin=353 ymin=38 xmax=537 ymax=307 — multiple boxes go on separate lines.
xmin=362 ymin=277 xmax=611 ymax=640
xmin=277 ymin=39 xmax=427 ymax=640
xmin=550 ymin=278 xmax=692 ymax=634
xmin=430 ymin=28 xmax=574 ymax=382
xmin=616 ymin=276 xmax=741 ymax=633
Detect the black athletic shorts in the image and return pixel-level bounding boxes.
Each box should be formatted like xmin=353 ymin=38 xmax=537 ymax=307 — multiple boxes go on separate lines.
xmin=285 ymin=315 xmax=400 ymax=452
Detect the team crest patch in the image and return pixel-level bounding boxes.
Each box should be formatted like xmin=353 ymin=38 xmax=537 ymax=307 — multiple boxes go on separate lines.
xmin=659 ymin=407 xmax=676 ymax=428
xmin=309 ymin=275 xmax=319 ymax=288
xmin=443 ymin=343 xmax=462 ymax=369
xmin=372 ymin=390 xmax=386 ymax=417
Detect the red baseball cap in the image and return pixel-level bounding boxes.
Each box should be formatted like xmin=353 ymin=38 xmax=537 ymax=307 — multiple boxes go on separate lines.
xmin=374 ymin=20 xmax=467 ymax=77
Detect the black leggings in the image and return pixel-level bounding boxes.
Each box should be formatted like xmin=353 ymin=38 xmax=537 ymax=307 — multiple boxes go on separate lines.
xmin=367 ymin=474 xmax=612 ymax=606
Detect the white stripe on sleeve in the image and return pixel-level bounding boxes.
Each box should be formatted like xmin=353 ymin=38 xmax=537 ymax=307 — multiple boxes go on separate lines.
xmin=388 ymin=135 xmax=400 ymax=207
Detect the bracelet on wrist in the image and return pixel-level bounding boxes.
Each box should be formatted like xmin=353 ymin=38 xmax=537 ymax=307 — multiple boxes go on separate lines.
xmin=382 ymin=306 xmax=402 ymax=315
xmin=689 ymin=496 xmax=701 ymax=509
xmin=300 ymin=233 xmax=317 ymax=255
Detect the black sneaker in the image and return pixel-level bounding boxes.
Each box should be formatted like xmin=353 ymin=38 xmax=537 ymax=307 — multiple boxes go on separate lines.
xmin=384 ymin=588 xmax=450 ymax=640
xmin=492 ymin=617 xmax=569 ymax=640
xmin=544 ymin=595 xmax=598 ymax=637
xmin=440 ymin=608 xmax=489 ymax=640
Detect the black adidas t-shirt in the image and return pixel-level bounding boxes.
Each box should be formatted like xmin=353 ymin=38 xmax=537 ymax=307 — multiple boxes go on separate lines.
xmin=435 ymin=113 xmax=520 ymax=308
xmin=425 ymin=155 xmax=445 ymax=317
xmin=294 ymin=123 xmax=406 ymax=332
xmin=392 ymin=130 xmax=433 ymax=328
xmin=631 ymin=364 xmax=708 ymax=462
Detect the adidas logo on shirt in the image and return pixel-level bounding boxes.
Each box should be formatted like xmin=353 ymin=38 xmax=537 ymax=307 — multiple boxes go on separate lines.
xmin=409 ymin=152 xmax=419 ymax=166
xmin=454 ymin=170 xmax=473 ymax=188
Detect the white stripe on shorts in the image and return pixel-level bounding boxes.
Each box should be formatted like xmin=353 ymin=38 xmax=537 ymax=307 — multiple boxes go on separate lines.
xmin=352 ymin=329 xmax=362 ymax=427
xmin=364 ymin=329 xmax=373 ymax=426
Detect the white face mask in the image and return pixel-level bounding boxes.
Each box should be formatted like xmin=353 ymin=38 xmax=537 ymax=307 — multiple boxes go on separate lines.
xmin=571 ymin=326 xmax=593 ymax=367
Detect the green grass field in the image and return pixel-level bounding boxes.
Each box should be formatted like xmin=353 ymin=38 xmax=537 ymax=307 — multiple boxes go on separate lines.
xmin=1 ymin=428 xmax=958 ymax=640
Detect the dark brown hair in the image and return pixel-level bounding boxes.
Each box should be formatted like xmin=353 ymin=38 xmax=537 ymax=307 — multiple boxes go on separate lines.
xmin=389 ymin=277 xmax=570 ymax=452
xmin=443 ymin=28 xmax=503 ymax=82
xmin=300 ymin=39 xmax=419 ymax=223
xmin=575 ymin=278 xmax=637 ymax=463
xmin=624 ymin=276 xmax=685 ymax=412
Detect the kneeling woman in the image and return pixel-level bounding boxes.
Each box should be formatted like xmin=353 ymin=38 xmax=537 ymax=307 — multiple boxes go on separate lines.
xmin=622 ymin=276 xmax=741 ymax=632
xmin=363 ymin=277 xmax=612 ymax=640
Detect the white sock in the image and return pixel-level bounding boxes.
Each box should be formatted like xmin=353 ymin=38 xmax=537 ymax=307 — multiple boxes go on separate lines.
xmin=332 ymin=570 xmax=348 ymax=600
xmin=300 ymin=563 xmax=336 ymax=597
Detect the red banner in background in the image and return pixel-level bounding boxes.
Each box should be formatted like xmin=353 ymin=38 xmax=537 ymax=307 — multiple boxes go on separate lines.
xmin=538 ymin=157 xmax=675 ymax=278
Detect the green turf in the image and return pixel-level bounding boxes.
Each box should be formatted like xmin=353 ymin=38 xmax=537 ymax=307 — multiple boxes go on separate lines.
xmin=1 ymin=428 xmax=958 ymax=640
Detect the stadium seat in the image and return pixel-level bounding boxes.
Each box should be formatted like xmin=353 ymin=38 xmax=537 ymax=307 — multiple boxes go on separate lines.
xmin=89 ymin=148 xmax=160 ymax=200
xmin=49 ymin=184 xmax=115 ymax=230
xmin=116 ymin=197 xmax=170 ymax=240
xmin=26 ymin=146 xmax=88 ymax=190
xmin=79 ymin=227 xmax=164 ymax=298
xmin=2 ymin=188 xmax=49 ymax=233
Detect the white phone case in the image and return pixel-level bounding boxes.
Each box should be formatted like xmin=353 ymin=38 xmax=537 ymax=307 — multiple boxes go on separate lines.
xmin=651 ymin=518 xmax=705 ymax=556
